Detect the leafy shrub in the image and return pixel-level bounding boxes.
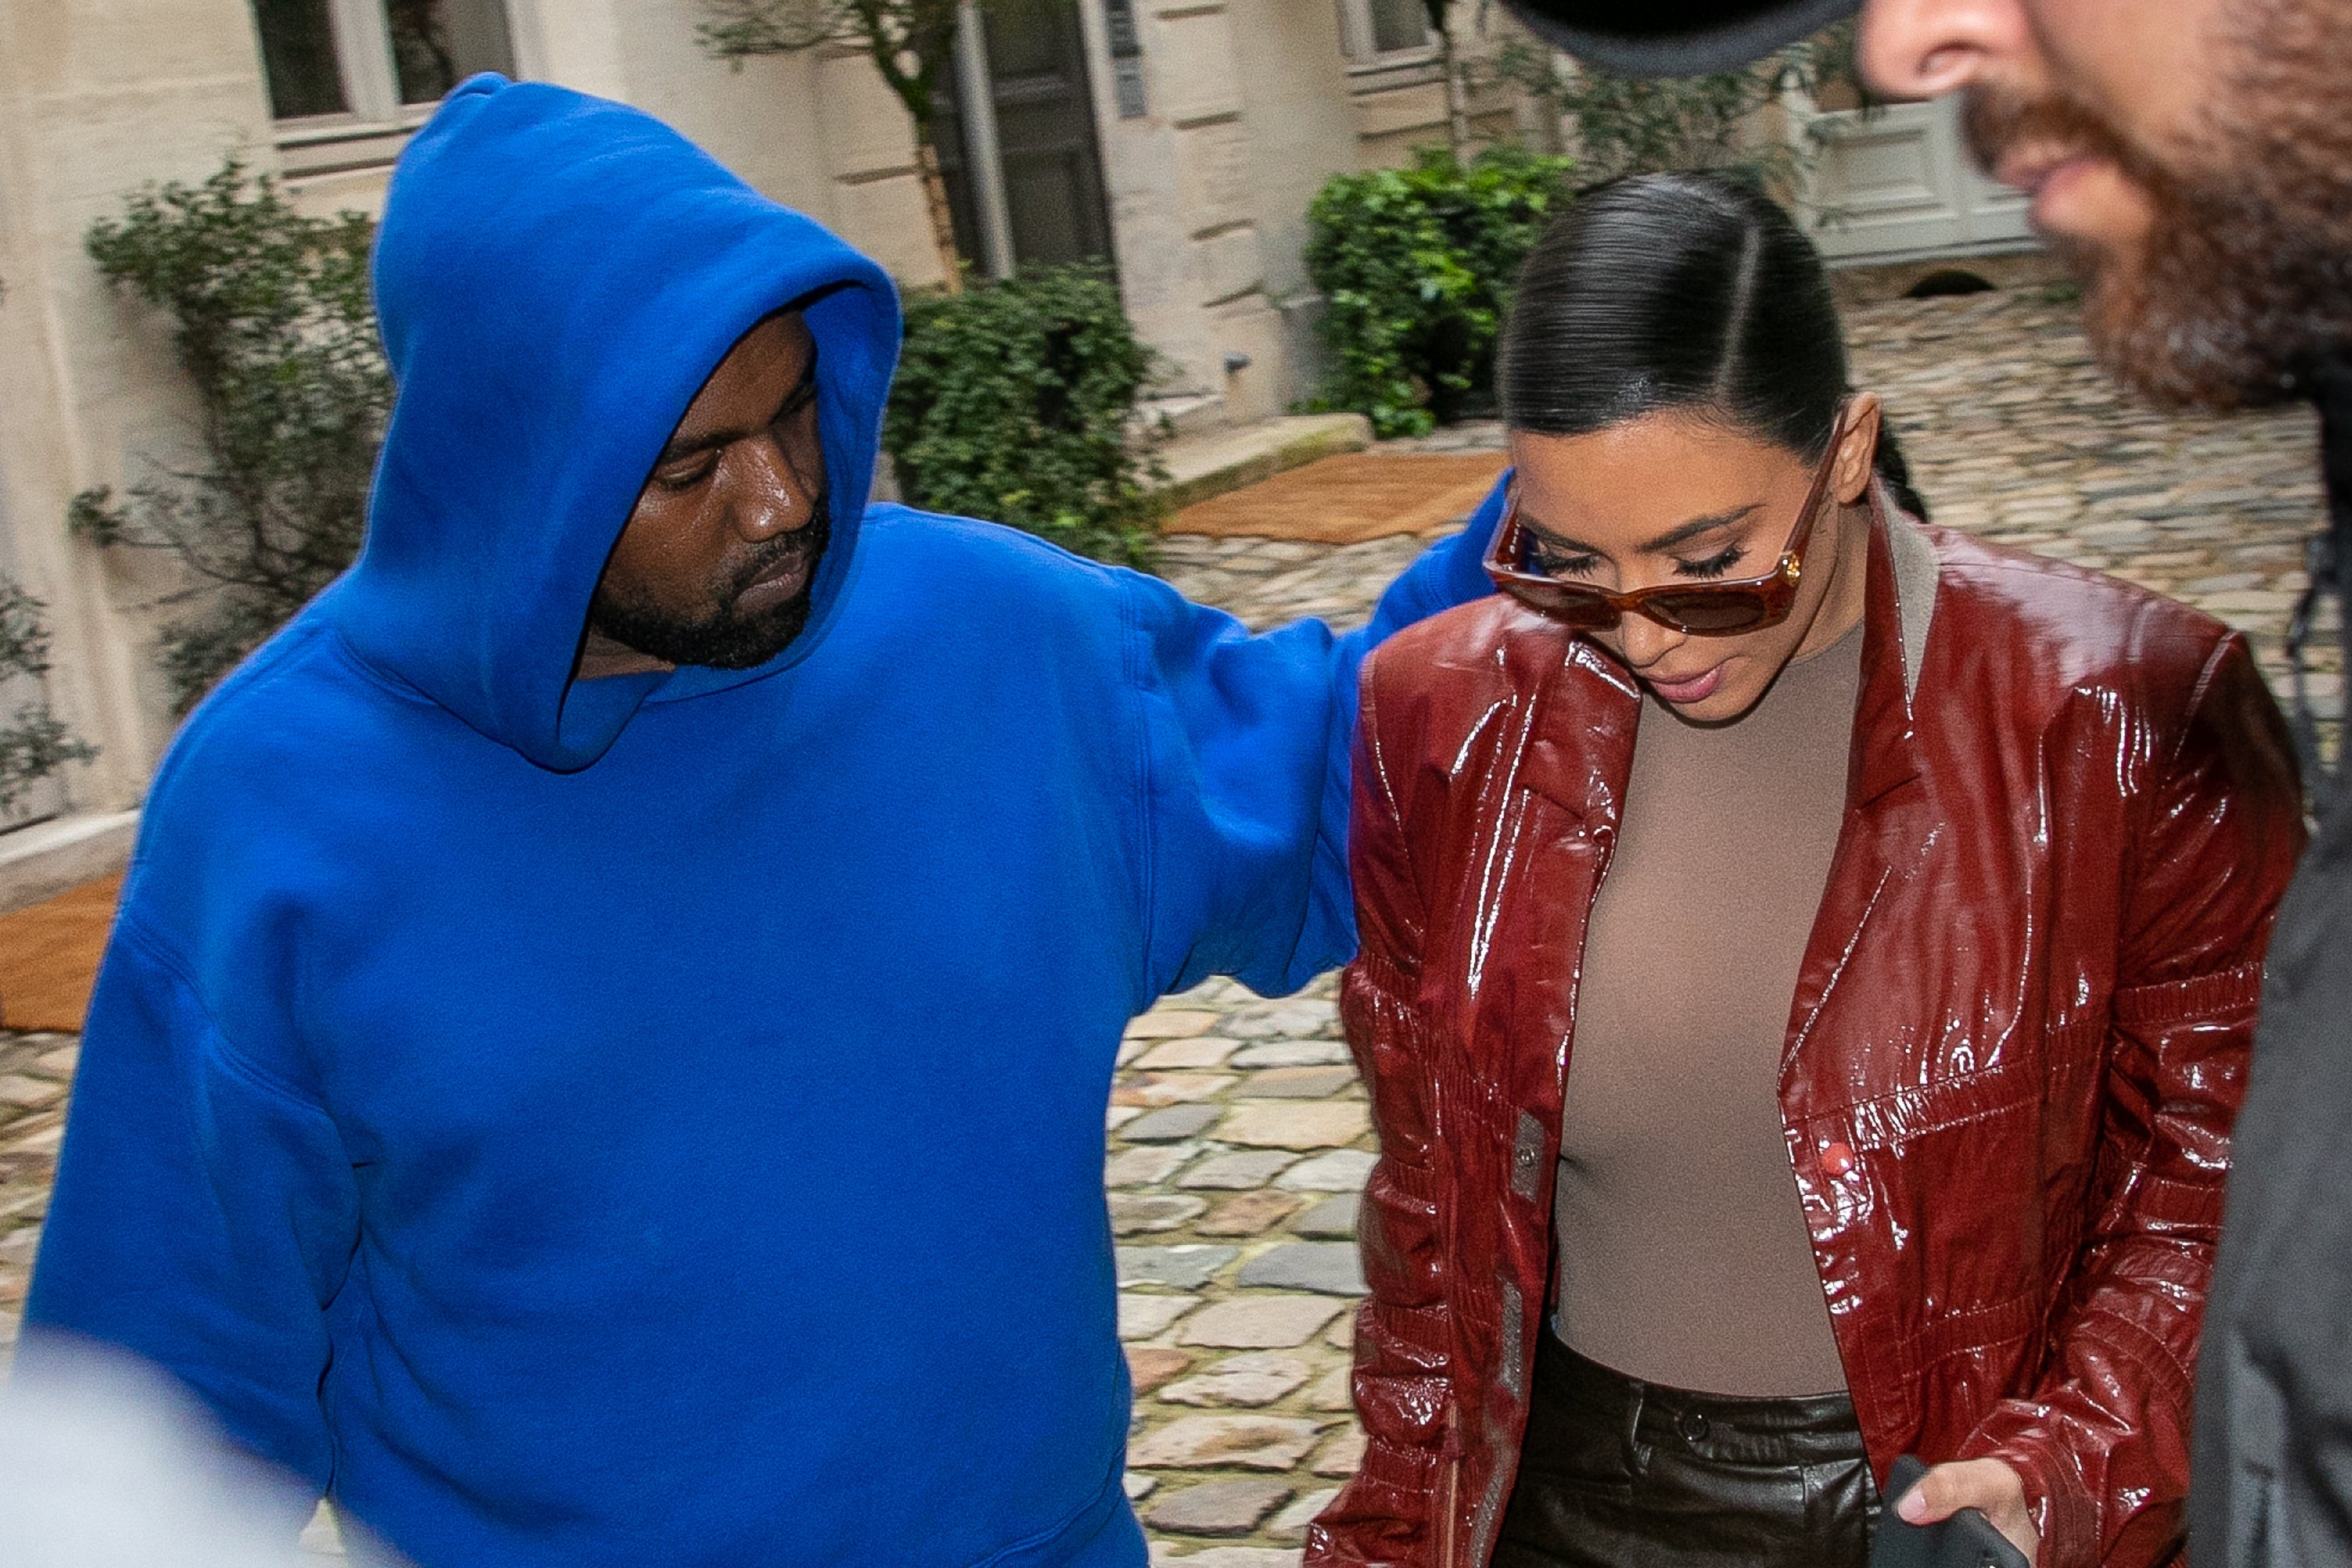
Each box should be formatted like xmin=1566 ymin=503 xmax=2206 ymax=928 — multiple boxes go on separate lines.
xmin=0 ymin=575 xmax=95 ymax=816
xmin=71 ymin=162 xmax=388 ymax=713
xmin=884 ymin=262 xmax=1163 ymax=566
xmin=1303 ymin=146 xmax=1573 ymax=438
xmin=81 ymin=169 xmax=1165 ymax=709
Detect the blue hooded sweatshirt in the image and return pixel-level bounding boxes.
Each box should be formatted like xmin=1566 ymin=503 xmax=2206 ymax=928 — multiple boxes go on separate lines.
xmin=27 ymin=77 xmax=1499 ymax=1567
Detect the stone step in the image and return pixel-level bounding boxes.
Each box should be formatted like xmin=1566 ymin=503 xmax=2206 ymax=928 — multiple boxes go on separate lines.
xmin=0 ymin=810 xmax=136 ymax=916
xmin=1152 ymin=414 xmax=1373 ymax=517
xmin=1139 ymin=392 xmax=1232 ymax=439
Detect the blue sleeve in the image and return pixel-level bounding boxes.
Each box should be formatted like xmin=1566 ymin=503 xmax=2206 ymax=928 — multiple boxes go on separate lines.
xmin=1132 ymin=475 xmax=1504 ymax=1000
xmin=25 ymin=919 xmax=356 ymax=1492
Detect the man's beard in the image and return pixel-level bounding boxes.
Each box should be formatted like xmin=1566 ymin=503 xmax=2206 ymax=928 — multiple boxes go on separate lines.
xmin=1962 ymin=0 xmax=2352 ymax=409
xmin=588 ymin=503 xmax=832 ymax=670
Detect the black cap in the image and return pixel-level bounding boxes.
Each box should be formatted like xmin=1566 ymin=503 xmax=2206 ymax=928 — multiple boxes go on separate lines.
xmin=1501 ymin=0 xmax=1860 ymax=76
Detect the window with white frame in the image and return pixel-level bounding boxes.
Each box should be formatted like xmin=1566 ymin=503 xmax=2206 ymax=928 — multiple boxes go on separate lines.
xmin=253 ymin=0 xmax=517 ymax=125
xmin=1336 ymin=0 xmax=1432 ymax=62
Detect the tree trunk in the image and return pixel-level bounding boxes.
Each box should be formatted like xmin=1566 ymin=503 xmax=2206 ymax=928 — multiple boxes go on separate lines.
xmin=913 ymin=134 xmax=966 ymax=295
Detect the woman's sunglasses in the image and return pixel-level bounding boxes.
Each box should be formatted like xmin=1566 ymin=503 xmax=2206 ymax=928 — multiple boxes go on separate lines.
xmin=1483 ymin=402 xmax=1853 ymax=636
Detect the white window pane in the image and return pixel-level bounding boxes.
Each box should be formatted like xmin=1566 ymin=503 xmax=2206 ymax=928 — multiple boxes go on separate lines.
xmin=388 ymin=0 xmax=517 ymax=105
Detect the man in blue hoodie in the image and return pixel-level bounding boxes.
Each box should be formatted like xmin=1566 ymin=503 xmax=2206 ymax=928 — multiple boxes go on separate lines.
xmin=25 ymin=76 xmax=1497 ymax=1568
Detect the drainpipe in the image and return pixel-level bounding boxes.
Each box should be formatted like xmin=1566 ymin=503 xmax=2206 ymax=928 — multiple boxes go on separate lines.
xmin=954 ymin=2 xmax=1018 ymax=281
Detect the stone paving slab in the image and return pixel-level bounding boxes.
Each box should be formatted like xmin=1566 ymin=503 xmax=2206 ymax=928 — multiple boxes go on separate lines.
xmin=1160 ymin=290 xmax=2339 ymax=763
xmin=0 ymin=286 xmax=2336 ymax=1568
xmin=0 ymin=1029 xmax=73 ymax=1355
xmin=1107 ymin=972 xmax=1362 ymax=1561
xmin=1126 ymin=288 xmax=2336 ymax=1561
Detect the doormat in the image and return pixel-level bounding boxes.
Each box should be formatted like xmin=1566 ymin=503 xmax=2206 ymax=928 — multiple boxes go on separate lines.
xmin=1165 ymin=452 xmax=1507 ymax=545
xmin=0 ymin=875 xmax=121 ymax=1033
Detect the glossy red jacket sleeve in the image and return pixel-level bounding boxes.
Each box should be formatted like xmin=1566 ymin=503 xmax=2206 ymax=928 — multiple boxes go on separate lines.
xmin=1307 ymin=647 xmax=1457 ymax=1568
xmin=1957 ymin=633 xmax=2307 ymax=1566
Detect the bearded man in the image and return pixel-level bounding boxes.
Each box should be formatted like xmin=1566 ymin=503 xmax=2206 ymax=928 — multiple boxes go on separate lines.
xmin=1483 ymin=2 xmax=2352 ymax=1565
xmin=25 ymin=78 xmax=1499 ymax=1566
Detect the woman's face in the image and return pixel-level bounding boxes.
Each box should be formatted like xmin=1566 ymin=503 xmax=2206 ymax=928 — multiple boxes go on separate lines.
xmin=1504 ymin=396 xmax=1883 ymax=723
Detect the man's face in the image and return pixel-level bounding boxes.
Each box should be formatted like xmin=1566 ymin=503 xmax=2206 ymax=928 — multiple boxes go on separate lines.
xmin=581 ymin=312 xmax=829 ymax=676
xmin=1858 ymin=0 xmax=2352 ymax=408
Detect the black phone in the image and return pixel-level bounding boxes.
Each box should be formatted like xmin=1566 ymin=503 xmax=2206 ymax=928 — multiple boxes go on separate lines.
xmin=1869 ymin=1455 xmax=2032 ymax=1568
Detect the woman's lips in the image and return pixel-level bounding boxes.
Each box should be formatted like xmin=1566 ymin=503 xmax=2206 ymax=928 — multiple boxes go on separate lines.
xmin=1645 ymin=662 xmax=1726 ymax=705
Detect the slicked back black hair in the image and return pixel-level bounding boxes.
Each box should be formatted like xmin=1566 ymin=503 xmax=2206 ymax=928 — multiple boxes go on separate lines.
xmin=1500 ymin=171 xmax=1929 ymax=517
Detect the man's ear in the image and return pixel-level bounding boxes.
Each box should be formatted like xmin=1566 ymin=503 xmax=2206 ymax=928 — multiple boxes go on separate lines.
xmin=1833 ymin=392 xmax=1884 ymax=506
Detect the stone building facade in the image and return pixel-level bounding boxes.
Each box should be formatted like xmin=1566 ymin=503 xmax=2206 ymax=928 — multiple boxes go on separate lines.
xmin=0 ymin=0 xmax=1525 ymax=852
xmin=0 ymin=0 xmax=2023 ymax=871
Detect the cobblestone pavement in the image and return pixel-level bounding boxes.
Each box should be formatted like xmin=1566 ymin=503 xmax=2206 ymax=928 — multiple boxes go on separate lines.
xmin=0 ymin=1031 xmax=71 ymax=1347
xmin=1127 ymin=289 xmax=2336 ymax=1561
xmin=0 ymin=286 xmax=2336 ymax=1565
xmin=1109 ymin=975 xmax=1367 ymax=1563
xmin=1163 ymin=289 xmax=2340 ymax=750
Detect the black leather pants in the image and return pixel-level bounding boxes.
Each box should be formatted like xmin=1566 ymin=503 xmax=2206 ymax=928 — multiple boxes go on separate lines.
xmin=1494 ymin=1331 xmax=1881 ymax=1568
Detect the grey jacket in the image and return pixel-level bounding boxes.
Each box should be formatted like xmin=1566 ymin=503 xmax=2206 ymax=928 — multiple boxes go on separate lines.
xmin=2192 ymin=360 xmax=2352 ymax=1568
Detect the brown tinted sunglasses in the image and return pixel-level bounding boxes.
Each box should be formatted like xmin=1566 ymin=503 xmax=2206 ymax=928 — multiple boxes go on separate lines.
xmin=1484 ymin=401 xmax=1853 ymax=635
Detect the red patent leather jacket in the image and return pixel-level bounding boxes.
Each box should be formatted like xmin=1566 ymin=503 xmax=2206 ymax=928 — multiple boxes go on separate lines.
xmin=1306 ymin=504 xmax=2307 ymax=1568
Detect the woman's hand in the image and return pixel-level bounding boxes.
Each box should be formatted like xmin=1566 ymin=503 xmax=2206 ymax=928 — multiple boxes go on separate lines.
xmin=1895 ymin=1458 xmax=2040 ymax=1563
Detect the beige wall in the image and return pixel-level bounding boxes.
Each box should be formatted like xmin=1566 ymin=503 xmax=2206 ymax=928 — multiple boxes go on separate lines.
xmin=0 ymin=0 xmax=956 ymax=826
xmin=0 ymin=0 xmax=1528 ymax=821
xmin=0 ymin=0 xmax=277 ymax=814
xmin=286 ymin=1 xmax=939 ymax=280
xmin=1087 ymin=0 xmax=1305 ymax=422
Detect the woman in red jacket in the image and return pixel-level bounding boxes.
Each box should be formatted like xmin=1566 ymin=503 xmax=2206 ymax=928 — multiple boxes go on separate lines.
xmin=1305 ymin=172 xmax=2307 ymax=1568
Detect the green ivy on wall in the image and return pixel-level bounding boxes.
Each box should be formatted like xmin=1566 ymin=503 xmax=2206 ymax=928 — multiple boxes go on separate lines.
xmin=0 ymin=575 xmax=93 ymax=816
xmin=69 ymin=162 xmax=387 ymax=713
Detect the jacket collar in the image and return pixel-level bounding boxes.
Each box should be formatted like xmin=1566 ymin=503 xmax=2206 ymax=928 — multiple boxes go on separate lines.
xmin=1508 ymin=488 xmax=1939 ymax=822
xmin=1850 ymin=488 xmax=1939 ymax=811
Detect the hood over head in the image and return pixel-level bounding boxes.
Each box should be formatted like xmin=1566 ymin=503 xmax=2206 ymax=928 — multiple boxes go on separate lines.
xmin=332 ymin=74 xmax=900 ymax=771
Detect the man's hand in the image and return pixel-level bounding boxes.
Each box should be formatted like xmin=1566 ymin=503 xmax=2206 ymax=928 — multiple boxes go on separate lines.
xmin=1895 ymin=1457 xmax=2040 ymax=1564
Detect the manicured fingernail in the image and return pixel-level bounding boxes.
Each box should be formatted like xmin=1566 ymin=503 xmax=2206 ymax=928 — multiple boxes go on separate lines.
xmin=1897 ymin=1490 xmax=1929 ymax=1522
